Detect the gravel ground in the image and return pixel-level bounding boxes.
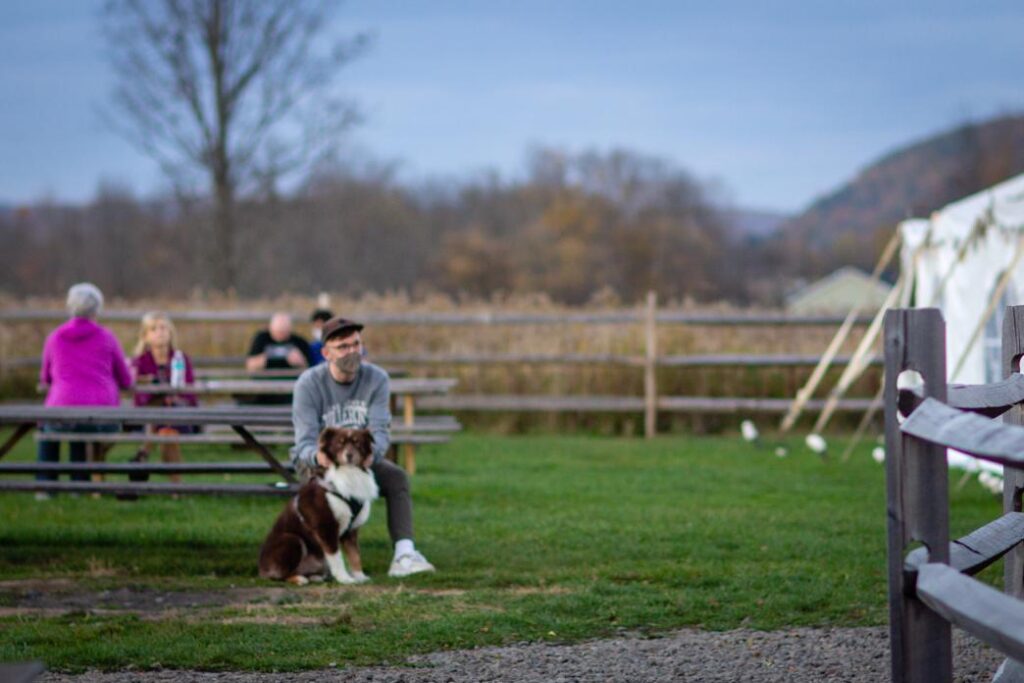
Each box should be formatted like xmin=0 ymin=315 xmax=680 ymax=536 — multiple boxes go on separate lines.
xmin=39 ymin=626 xmax=1005 ymax=682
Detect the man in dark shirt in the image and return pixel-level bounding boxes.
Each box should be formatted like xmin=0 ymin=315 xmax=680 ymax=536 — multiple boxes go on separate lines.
xmin=246 ymin=312 xmax=313 ymax=404
xmin=247 ymin=312 xmax=313 ymax=371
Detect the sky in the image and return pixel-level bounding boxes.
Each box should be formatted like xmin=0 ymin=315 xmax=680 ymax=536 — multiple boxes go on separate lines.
xmin=2 ymin=1 xmax=1024 ymax=214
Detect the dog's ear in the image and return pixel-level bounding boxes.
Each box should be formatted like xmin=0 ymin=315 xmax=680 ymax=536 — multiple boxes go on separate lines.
xmin=318 ymin=427 xmax=338 ymax=453
xmin=357 ymin=430 xmax=374 ymax=465
xmin=359 ymin=429 xmax=374 ymax=453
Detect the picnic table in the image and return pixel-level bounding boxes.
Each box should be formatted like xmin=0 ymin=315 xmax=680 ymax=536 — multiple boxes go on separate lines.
xmin=134 ymin=377 xmax=457 ymax=474
xmin=0 ymin=389 xmax=460 ymax=495
xmin=133 ymin=376 xmax=455 ymax=399
xmin=29 ymin=377 xmax=458 ymax=473
xmin=191 ymin=366 xmax=409 ymax=379
xmin=0 ymin=405 xmax=297 ymax=497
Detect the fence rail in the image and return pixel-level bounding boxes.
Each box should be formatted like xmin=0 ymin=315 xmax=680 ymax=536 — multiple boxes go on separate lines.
xmin=904 ymin=512 xmax=1024 ymax=577
xmin=0 ymin=309 xmax=874 ymax=326
xmin=418 ymin=394 xmax=873 ymax=413
xmin=884 ymin=305 xmax=1024 ymax=682
xmin=0 ymin=302 xmax=882 ymax=429
xmin=0 ymin=353 xmax=884 ymax=370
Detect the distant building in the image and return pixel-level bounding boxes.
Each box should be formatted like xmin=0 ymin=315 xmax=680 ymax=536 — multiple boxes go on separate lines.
xmin=785 ymin=267 xmax=892 ymax=314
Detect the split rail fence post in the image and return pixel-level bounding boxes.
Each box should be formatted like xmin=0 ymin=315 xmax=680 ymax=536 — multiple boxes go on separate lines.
xmin=883 ymin=307 xmax=951 ymax=683
xmin=1003 ymin=305 xmax=1024 ymax=600
xmin=644 ymin=291 xmax=658 ymax=438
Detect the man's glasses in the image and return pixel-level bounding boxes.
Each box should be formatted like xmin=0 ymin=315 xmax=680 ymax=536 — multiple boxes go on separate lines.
xmin=326 ymin=339 xmax=362 ymax=353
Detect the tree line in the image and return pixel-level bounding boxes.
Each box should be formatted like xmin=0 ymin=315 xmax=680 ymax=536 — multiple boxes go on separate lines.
xmin=0 ymin=147 xmax=777 ymax=306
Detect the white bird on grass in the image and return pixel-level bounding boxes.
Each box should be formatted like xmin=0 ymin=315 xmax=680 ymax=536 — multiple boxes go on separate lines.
xmin=805 ymin=433 xmax=827 ymax=456
xmin=978 ymin=471 xmax=1004 ymax=496
xmin=740 ymin=420 xmax=760 ymax=444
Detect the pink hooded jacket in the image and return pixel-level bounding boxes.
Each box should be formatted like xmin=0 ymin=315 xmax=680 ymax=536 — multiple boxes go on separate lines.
xmin=40 ymin=318 xmax=133 ymax=406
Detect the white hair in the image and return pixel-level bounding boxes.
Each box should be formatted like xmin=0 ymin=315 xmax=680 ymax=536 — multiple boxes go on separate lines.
xmin=66 ymin=283 xmax=104 ymax=319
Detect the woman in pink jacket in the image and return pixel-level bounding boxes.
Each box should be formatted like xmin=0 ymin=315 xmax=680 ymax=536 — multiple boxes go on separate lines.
xmin=37 ymin=283 xmax=133 ymax=494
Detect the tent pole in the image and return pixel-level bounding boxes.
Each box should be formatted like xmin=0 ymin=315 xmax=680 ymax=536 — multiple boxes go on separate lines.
xmin=778 ymin=231 xmax=901 ymax=434
xmin=840 ymin=384 xmax=883 ymax=462
xmin=839 ymin=224 xmax=972 ymax=462
xmin=810 ymin=270 xmax=907 ymax=435
xmin=949 ymin=232 xmax=1024 ymax=381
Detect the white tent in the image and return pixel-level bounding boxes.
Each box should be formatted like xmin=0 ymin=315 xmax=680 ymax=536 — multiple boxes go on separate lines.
xmin=899 ymin=173 xmax=1024 ymax=385
xmin=899 ymin=173 xmax=1024 ymax=490
xmin=779 ymin=173 xmax=1024 ymax=483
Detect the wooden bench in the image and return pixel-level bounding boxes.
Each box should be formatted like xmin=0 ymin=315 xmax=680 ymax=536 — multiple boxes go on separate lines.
xmin=0 ymin=405 xmax=294 ymax=496
xmin=0 ymin=461 xmax=298 ymax=497
xmin=0 ymin=403 xmax=459 ymax=496
xmin=31 ymin=417 xmax=461 ymax=446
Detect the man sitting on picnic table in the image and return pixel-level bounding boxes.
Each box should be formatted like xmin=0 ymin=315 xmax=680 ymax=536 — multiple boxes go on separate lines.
xmin=245 ymin=312 xmax=314 ymax=405
xmin=290 ymin=317 xmax=435 ymax=578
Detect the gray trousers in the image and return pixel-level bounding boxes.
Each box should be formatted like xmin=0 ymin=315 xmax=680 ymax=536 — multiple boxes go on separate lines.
xmin=370 ymin=457 xmax=414 ymax=543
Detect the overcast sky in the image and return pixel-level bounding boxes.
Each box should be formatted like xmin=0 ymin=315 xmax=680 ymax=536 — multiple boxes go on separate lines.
xmin=2 ymin=1 xmax=1024 ymax=213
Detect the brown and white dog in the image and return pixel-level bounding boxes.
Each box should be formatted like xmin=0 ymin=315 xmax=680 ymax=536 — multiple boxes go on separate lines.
xmin=258 ymin=427 xmax=379 ymax=585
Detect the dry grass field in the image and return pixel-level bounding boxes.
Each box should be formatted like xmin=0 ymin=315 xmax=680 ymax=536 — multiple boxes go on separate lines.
xmin=0 ymin=293 xmax=880 ymax=434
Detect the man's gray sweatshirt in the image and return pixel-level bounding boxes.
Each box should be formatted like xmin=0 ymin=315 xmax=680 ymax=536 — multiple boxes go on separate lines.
xmin=291 ymin=361 xmax=391 ymax=469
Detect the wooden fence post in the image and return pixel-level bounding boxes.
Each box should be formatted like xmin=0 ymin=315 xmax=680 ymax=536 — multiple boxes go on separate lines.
xmin=884 ymin=307 xmax=952 ymax=683
xmin=644 ymin=291 xmax=657 ymax=439
xmin=401 ymin=395 xmax=416 ymax=475
xmin=1003 ymin=305 xmax=1024 ymax=600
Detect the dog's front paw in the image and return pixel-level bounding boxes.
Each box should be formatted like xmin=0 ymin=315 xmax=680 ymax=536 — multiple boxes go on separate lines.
xmin=351 ymin=571 xmax=370 ymax=583
xmin=286 ymin=574 xmax=310 ymax=586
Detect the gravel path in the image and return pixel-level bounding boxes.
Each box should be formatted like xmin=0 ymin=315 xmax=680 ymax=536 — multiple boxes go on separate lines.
xmin=39 ymin=626 xmax=1005 ymax=682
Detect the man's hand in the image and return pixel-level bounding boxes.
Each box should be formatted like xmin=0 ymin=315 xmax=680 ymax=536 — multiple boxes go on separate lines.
xmin=316 ymin=450 xmax=331 ymax=468
xmin=286 ymin=348 xmax=308 ymax=368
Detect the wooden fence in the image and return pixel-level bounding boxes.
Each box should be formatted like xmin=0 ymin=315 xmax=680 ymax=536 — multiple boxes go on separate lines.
xmin=0 ymin=302 xmax=879 ymax=434
xmin=885 ymin=306 xmax=1024 ymax=682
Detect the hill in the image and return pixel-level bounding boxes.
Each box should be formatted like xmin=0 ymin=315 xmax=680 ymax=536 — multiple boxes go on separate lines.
xmin=776 ymin=113 xmax=1024 ymax=275
xmin=722 ymin=208 xmax=790 ymax=239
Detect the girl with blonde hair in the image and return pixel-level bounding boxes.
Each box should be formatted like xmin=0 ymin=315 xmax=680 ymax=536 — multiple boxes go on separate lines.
xmin=131 ymin=312 xmax=198 ymax=486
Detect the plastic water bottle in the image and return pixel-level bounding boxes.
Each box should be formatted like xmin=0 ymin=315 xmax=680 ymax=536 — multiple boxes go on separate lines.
xmin=170 ymin=350 xmax=186 ymax=388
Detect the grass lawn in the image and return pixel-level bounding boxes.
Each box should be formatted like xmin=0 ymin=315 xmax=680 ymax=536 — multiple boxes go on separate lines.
xmin=0 ymin=433 xmax=1003 ymax=672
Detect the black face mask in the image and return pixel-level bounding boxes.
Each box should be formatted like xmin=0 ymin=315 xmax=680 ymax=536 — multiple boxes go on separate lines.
xmin=335 ymin=351 xmax=361 ymax=375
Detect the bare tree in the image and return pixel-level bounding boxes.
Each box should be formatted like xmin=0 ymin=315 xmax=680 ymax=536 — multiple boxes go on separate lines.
xmin=100 ymin=0 xmax=368 ymax=291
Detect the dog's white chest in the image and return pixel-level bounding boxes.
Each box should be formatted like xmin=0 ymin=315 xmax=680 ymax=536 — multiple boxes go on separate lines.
xmin=323 ymin=467 xmax=379 ymax=531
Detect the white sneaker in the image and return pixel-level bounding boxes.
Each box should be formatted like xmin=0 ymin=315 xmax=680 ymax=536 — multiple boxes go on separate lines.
xmin=388 ymin=550 xmax=435 ymax=577
xmin=34 ymin=492 xmax=52 ymax=501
